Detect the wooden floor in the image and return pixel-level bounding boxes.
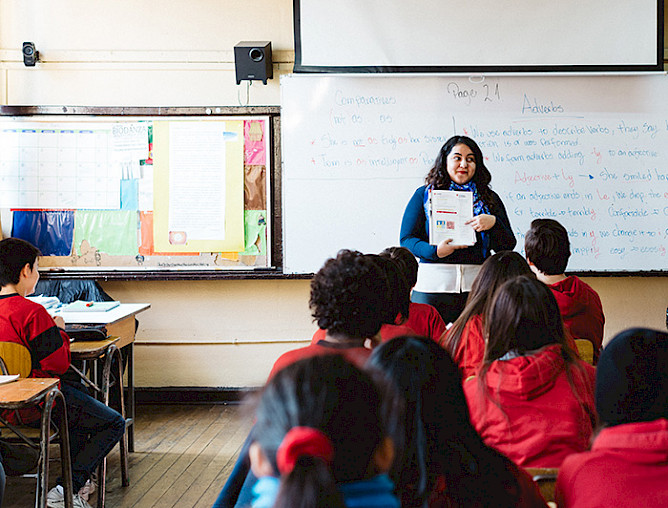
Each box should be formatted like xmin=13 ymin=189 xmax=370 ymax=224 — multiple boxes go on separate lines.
xmin=4 ymin=403 xmax=254 ymax=508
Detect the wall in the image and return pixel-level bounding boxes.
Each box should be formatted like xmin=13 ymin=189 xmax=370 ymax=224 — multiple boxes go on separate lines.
xmin=1 ymin=1 xmax=666 ymax=388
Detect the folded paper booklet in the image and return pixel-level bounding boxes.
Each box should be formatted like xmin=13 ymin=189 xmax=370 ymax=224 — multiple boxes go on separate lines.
xmin=428 ymin=190 xmax=476 ymax=246
xmin=62 ymin=300 xmax=121 ymax=312
xmin=0 ymin=374 xmax=20 ymax=385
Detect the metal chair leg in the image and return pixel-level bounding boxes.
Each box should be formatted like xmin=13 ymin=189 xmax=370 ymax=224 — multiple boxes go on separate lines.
xmin=38 ymin=389 xmax=74 ymax=508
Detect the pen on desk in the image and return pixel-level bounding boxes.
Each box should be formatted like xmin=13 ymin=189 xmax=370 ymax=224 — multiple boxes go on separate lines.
xmin=86 ymin=302 xmax=94 ymax=307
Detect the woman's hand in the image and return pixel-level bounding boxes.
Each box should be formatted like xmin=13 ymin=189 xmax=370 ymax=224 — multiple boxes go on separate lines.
xmin=466 ymin=214 xmax=496 ymax=232
xmin=436 ymin=238 xmax=466 ymax=258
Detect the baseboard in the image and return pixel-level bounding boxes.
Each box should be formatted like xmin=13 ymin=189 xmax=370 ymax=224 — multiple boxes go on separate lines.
xmin=134 ymin=387 xmax=260 ymax=405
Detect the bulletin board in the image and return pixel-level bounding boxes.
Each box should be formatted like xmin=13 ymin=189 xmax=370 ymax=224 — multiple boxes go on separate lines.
xmin=0 ymin=106 xmax=281 ymax=279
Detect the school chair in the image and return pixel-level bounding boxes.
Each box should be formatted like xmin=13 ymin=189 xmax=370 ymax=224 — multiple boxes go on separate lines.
xmin=0 ymin=349 xmax=74 ymax=508
xmin=574 ymin=339 xmax=595 ymax=365
xmin=68 ymin=336 xmax=130 ymax=508
xmin=525 ymin=467 xmax=558 ymax=504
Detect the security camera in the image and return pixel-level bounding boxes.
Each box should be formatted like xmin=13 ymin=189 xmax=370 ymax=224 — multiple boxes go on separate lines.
xmin=22 ymin=42 xmax=39 ymax=66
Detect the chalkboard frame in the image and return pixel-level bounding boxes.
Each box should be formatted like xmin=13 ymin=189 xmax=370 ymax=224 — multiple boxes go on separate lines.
xmin=0 ymin=105 xmax=306 ymax=280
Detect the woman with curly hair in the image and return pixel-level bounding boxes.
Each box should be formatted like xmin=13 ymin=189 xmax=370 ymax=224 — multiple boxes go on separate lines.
xmin=400 ymin=136 xmax=516 ymax=324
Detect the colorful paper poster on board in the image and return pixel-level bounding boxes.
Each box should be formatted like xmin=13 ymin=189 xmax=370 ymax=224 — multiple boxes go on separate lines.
xmin=244 ymin=120 xmax=266 ymax=165
xmin=241 ymin=210 xmax=267 ymax=255
xmin=73 ymin=210 xmax=138 ymax=256
xmin=11 ymin=210 xmax=75 ymax=256
xmin=152 ymin=120 xmax=245 ymax=253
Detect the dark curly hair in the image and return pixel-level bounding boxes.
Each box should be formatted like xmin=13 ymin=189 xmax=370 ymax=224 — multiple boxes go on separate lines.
xmin=425 ymin=136 xmax=495 ymax=212
xmin=309 ymin=250 xmax=390 ymax=339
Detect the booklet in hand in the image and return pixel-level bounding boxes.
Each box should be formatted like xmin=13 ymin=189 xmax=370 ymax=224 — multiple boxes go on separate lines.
xmin=428 ymin=189 xmax=476 ymax=246
xmin=61 ymin=300 xmax=121 ymax=312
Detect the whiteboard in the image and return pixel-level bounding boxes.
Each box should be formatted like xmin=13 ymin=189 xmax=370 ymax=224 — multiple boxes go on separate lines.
xmin=294 ymin=1 xmax=661 ymax=71
xmin=281 ymin=74 xmax=668 ymax=274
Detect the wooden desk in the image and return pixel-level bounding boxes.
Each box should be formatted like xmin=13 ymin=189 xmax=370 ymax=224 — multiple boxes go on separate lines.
xmin=57 ymin=303 xmax=150 ymax=451
xmin=0 ymin=378 xmax=74 ymax=508
xmin=0 ymin=377 xmax=59 ymax=407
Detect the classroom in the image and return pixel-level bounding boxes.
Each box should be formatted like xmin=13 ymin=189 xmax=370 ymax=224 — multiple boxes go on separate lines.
xmin=0 ymin=1 xmax=667 ymax=507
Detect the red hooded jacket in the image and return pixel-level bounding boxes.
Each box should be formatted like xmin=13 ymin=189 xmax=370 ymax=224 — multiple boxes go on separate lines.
xmin=549 ymin=276 xmax=604 ymax=357
xmin=556 ymin=418 xmax=668 ymax=508
xmin=464 ymin=344 xmax=596 ymax=468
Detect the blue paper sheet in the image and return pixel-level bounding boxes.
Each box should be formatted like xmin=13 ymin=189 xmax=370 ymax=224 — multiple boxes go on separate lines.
xmin=11 ymin=210 xmax=75 ymax=256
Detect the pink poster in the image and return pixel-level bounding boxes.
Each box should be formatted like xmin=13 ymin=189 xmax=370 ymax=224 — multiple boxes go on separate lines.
xmin=244 ymin=120 xmax=266 ymax=165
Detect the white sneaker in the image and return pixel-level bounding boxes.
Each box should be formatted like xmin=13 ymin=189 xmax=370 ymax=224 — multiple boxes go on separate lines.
xmin=46 ymin=485 xmax=93 ymax=508
xmin=47 ymin=485 xmax=65 ymax=508
xmin=78 ymin=478 xmax=96 ymax=501
xmin=72 ymin=493 xmax=94 ymax=508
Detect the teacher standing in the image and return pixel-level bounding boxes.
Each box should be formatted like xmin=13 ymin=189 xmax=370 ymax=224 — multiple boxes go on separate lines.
xmin=400 ymin=135 xmax=516 ymax=324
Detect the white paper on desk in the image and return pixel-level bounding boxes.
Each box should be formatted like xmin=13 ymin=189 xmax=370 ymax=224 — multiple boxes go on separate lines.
xmin=429 ymin=190 xmax=476 ymax=246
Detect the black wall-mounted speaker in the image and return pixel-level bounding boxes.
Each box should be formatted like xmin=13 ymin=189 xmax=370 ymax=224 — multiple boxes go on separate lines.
xmin=234 ymin=41 xmax=273 ymax=85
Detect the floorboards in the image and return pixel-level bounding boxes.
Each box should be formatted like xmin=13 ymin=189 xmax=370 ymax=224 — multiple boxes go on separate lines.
xmin=3 ymin=403 xmax=254 ymax=508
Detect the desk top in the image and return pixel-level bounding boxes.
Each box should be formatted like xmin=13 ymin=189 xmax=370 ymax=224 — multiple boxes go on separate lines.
xmin=0 ymin=378 xmax=60 ymax=407
xmin=56 ymin=303 xmax=150 ymax=325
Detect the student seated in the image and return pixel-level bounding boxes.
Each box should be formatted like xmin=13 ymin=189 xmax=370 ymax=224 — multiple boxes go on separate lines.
xmin=524 ymin=218 xmax=605 ymax=362
xmin=249 ymin=355 xmax=399 ymax=508
xmin=273 ymin=250 xmax=398 ymax=378
xmin=0 ymin=238 xmax=125 ymax=508
xmin=309 ymin=251 xmax=417 ymax=346
xmin=367 ymin=336 xmax=547 ymax=508
xmin=556 ymin=328 xmax=668 ymax=508
xmin=464 ymin=275 xmax=596 ymax=468
xmin=379 ymin=246 xmax=446 ymax=342
xmin=214 ymin=250 xmax=398 ymax=508
xmin=440 ymin=251 xmax=534 ymax=380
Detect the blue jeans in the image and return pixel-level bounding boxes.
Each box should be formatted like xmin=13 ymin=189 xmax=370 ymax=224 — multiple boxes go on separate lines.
xmin=57 ymin=382 xmax=125 ymax=492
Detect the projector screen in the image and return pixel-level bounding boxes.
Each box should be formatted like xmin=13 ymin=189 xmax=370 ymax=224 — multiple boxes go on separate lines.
xmin=294 ymin=0 xmax=662 ymax=73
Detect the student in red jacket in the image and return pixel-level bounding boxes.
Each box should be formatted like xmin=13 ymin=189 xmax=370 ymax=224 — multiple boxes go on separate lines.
xmin=379 ymin=246 xmax=446 ymax=341
xmin=309 ymin=251 xmax=418 ymax=347
xmin=368 ymin=336 xmax=547 ymax=508
xmin=556 ymin=328 xmax=668 ymax=508
xmin=440 ymin=251 xmax=534 ymax=380
xmin=524 ymin=219 xmax=605 ymax=362
xmin=464 ymin=276 xmax=596 ymax=469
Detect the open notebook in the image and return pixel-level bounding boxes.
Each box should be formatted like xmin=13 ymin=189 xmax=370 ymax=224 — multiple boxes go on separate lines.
xmin=61 ymin=300 xmax=120 ymax=312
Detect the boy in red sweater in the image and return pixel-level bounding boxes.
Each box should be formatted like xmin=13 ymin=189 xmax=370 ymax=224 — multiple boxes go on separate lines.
xmin=524 ymin=218 xmax=605 ymax=362
xmin=0 ymin=238 xmax=124 ymax=508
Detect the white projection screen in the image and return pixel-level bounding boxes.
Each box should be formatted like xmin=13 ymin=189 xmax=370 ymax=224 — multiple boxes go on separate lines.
xmin=294 ymin=0 xmax=663 ymax=72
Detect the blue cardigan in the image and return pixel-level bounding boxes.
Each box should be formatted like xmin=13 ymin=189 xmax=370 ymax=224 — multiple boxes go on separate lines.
xmin=400 ymin=185 xmax=516 ymax=265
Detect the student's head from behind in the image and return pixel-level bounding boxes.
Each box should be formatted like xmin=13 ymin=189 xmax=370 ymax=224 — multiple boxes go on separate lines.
xmin=484 ymin=275 xmax=566 ymax=361
xmin=426 ymin=135 xmax=492 ymax=191
xmin=379 ymin=246 xmax=418 ymax=290
xmin=367 ymin=336 xmax=520 ymax=507
xmin=0 ymin=238 xmax=41 ymax=295
xmin=524 ymin=218 xmax=571 ymax=275
xmin=372 ymin=252 xmax=411 ymax=324
xmin=442 ymin=251 xmax=533 ymax=354
xmin=596 ymin=328 xmax=668 ymax=427
xmin=309 ymin=249 xmax=390 ymax=339
xmin=250 ymin=355 xmax=394 ymax=508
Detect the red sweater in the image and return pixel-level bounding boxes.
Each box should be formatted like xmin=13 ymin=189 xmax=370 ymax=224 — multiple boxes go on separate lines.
xmin=310 ymin=323 xmax=416 ymax=345
xmin=450 ymin=314 xmax=485 ymax=380
xmin=556 ymin=419 xmax=668 ymax=508
xmin=0 ymin=293 xmax=71 ymax=424
xmin=464 ymin=344 xmax=596 ymax=468
xmin=405 ymin=302 xmax=446 ymax=342
xmin=550 ymin=276 xmax=604 ymax=357
xmin=268 ymin=340 xmax=373 ymax=380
